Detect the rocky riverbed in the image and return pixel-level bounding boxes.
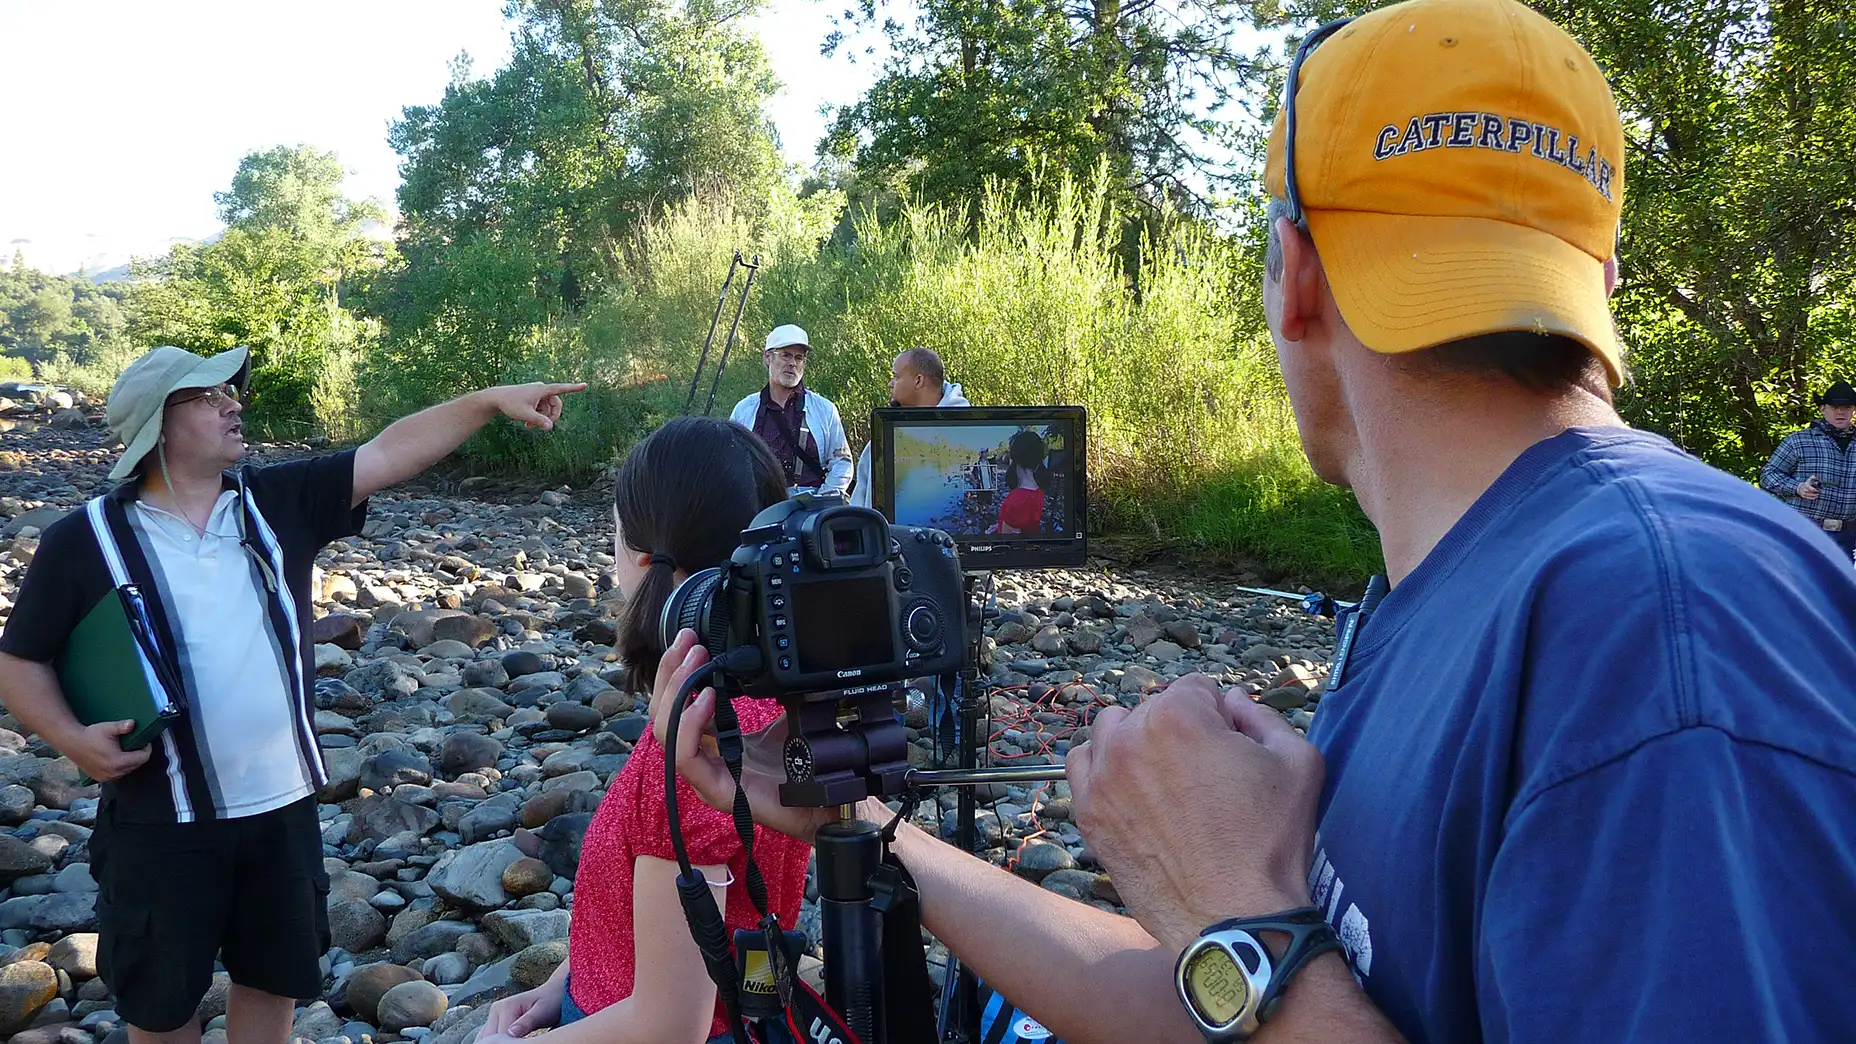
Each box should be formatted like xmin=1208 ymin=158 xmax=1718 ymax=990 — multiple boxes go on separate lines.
xmin=0 ymin=388 xmax=1338 ymax=1044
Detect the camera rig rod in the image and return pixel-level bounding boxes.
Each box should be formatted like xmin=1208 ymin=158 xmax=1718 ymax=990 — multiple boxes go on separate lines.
xmin=904 ymin=766 xmax=1069 ymax=787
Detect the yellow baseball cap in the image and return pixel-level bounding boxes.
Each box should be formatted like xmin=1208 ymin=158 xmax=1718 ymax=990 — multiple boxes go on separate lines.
xmin=1263 ymin=0 xmax=1626 ymax=385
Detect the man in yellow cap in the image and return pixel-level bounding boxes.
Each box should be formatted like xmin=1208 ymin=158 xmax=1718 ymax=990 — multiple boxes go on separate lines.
xmin=654 ymin=0 xmax=1856 ymax=1041
xmin=0 ymin=345 xmax=583 ymax=1044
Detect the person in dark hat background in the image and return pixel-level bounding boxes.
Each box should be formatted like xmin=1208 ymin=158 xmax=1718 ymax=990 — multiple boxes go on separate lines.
xmin=1761 ymin=379 xmax=1856 ymax=563
xmin=0 ymin=344 xmax=583 ymax=1044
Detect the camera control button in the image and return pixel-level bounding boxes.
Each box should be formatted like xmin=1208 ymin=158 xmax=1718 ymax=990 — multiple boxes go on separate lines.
xmin=769 ymin=575 xmax=783 ymax=588
xmin=770 ymin=595 xmax=786 ymax=610
xmin=773 ymin=616 xmax=788 ymax=629
xmin=895 ymin=568 xmax=912 ymax=590
xmin=904 ymin=604 xmax=939 ymax=649
xmin=778 ymin=655 xmax=792 ymax=671
xmin=772 ymin=553 xmax=785 ymax=567
xmin=776 ymin=636 xmax=790 ymax=650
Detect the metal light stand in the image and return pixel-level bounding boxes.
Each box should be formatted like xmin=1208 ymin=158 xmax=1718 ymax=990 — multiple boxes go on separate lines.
xmin=684 ymin=251 xmax=761 ymax=417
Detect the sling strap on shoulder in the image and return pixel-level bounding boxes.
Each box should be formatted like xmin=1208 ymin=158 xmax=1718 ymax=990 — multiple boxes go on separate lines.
xmin=768 ymin=393 xmax=826 ymax=482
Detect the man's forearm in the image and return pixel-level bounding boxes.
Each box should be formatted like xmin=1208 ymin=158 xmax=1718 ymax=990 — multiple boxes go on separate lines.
xmin=0 ymin=653 xmax=84 ymax=750
xmin=353 ymin=391 xmax=499 ymax=504
xmin=886 ymin=820 xmax=1201 ymax=1044
xmin=888 ymin=821 xmax=1404 ymax=1044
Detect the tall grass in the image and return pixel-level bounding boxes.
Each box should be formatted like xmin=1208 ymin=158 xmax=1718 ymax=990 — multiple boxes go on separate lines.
xmin=363 ymin=176 xmax=1383 ymax=580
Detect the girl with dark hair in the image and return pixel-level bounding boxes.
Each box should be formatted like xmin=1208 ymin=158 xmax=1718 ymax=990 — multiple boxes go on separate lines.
xmin=994 ymin=429 xmax=1049 ymax=534
xmin=476 ymin=417 xmax=810 ymax=1044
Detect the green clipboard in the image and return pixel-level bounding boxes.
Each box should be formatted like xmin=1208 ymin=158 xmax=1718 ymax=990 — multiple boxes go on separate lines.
xmin=54 ymin=584 xmax=186 ymax=751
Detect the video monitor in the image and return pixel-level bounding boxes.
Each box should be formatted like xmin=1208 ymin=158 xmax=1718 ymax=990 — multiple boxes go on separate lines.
xmin=869 ymin=406 xmax=1087 ymax=570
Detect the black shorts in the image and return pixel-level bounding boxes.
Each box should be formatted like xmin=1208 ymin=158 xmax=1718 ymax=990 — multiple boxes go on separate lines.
xmin=90 ymin=795 xmax=331 ymax=1032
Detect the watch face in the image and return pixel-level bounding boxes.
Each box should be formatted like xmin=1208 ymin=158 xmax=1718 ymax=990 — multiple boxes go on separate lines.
xmin=1184 ymin=944 xmax=1251 ymax=1027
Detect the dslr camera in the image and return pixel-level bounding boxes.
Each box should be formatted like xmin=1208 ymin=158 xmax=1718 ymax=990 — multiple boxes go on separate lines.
xmin=660 ymin=493 xmax=967 ymax=805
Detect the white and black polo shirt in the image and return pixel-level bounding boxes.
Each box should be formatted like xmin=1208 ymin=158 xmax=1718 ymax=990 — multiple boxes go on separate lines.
xmin=0 ymin=452 xmax=368 ymax=823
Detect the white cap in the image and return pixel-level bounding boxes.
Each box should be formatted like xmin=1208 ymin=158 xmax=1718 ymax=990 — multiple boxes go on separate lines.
xmin=764 ymin=324 xmax=811 ymax=352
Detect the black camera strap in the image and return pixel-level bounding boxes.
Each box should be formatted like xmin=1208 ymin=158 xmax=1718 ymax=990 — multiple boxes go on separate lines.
xmin=711 ymin=694 xmax=803 ymax=1019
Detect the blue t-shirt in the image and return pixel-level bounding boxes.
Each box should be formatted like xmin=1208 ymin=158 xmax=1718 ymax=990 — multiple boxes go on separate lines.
xmin=1308 ymin=427 xmax=1856 ymax=1043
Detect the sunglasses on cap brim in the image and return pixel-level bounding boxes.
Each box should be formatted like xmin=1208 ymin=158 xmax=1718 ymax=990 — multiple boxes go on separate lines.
xmin=1283 ymin=17 xmax=1356 ymax=230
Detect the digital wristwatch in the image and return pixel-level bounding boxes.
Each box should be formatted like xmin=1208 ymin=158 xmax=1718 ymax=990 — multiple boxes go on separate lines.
xmin=1174 ymin=907 xmax=1342 ymax=1042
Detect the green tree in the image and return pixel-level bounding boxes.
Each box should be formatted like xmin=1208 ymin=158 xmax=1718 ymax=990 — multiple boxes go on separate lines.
xmin=128 ymin=147 xmax=387 ymax=437
xmin=821 ymin=0 xmax=1276 ymax=219
xmin=1523 ymin=0 xmax=1856 ymax=472
xmin=373 ymin=0 xmax=784 ymax=403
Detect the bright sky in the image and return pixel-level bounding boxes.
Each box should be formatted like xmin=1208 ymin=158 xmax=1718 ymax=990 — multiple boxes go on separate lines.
xmin=0 ymin=0 xmax=886 ymax=275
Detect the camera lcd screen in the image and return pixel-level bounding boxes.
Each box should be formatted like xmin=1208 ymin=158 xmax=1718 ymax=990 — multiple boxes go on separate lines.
xmin=789 ymin=576 xmax=894 ymax=675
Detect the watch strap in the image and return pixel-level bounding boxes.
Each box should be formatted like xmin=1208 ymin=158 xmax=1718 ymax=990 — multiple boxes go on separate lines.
xmin=1200 ymin=907 xmax=1342 ymax=1024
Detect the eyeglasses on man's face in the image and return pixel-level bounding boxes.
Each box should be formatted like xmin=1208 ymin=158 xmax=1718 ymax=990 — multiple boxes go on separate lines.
xmin=170 ymin=384 xmax=241 ymax=410
xmin=768 ymin=349 xmax=809 ymax=366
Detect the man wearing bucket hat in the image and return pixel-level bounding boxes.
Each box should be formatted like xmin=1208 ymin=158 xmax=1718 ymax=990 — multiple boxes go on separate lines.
xmin=0 ymin=345 xmax=583 ymax=1044
xmin=1761 ymin=380 xmax=1856 ymax=563
xmin=656 ymin=1 xmax=1856 ymax=1041
xmin=729 ymin=324 xmax=853 ymax=496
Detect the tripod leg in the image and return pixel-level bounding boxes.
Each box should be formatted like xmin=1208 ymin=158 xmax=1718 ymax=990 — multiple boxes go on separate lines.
xmin=816 ymin=816 xmax=884 ymax=1044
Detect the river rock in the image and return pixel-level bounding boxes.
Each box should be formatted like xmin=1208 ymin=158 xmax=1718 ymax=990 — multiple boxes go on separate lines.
xmin=500 ymin=652 xmax=545 ymax=678
xmin=535 ymin=812 xmax=592 ymax=880
xmin=510 ymin=942 xmax=567 ymax=989
xmin=543 ymin=703 xmax=601 ymax=734
xmin=437 ymin=733 xmax=503 ymax=777
xmin=392 ymin=920 xmax=476 ymax=964
xmin=458 ymin=796 xmax=520 ymax=846
xmin=292 ymin=1002 xmax=344 ymax=1042
xmin=376 ymin=980 xmax=447 ymax=1031
xmin=386 ymin=901 xmax=441 ymax=948
xmin=0 ymin=961 xmax=58 ymax=1036
xmin=591 ymin=688 xmax=633 ymax=718
xmin=328 ymin=900 xmax=388 ymax=954
xmin=421 ymin=951 xmax=471 ymax=986
xmin=0 ymin=786 xmax=34 ymax=827
xmin=1118 ymin=665 xmax=1164 ymax=694
xmin=499 ymin=857 xmax=553 ymax=898
xmin=344 ymin=661 xmax=421 ymax=699
xmin=360 ymin=749 xmax=433 ymax=792
xmin=1146 ymin=640 xmax=1184 ymax=663
xmin=43 ymin=936 xmax=96 ymax=980
xmin=447 ymin=689 xmax=514 ymax=722
xmin=344 ymin=964 xmax=423 ymax=1023
xmin=1162 ymin=619 xmax=1202 ymax=649
xmin=1012 ymin=840 xmax=1077 ymax=882
xmin=481 ymin=908 xmax=571 ymax=951
xmin=28 ymin=893 xmax=95 ymax=932
xmin=431 ymin=616 xmax=497 ymax=649
xmin=426 ymin=840 xmax=524 ymax=910
xmin=320 ymin=747 xmax=365 ymax=802
xmin=1123 ymin=611 xmax=1163 ymax=648
xmin=348 ymin=795 xmax=441 ymax=844
xmin=313 ymin=614 xmax=367 ymax=650
xmin=461 ymin=660 xmax=509 ymax=688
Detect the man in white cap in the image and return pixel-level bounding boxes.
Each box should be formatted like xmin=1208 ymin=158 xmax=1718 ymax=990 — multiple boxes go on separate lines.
xmin=0 ymin=345 xmax=582 ymax=1044
xmin=729 ymin=324 xmax=852 ymax=496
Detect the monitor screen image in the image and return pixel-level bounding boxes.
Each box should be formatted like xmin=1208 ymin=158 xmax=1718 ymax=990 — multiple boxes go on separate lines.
xmin=870 ymin=406 xmax=1087 ymax=569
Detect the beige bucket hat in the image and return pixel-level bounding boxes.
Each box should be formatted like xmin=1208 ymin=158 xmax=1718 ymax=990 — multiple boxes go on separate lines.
xmin=105 ymin=345 xmax=250 ymax=481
